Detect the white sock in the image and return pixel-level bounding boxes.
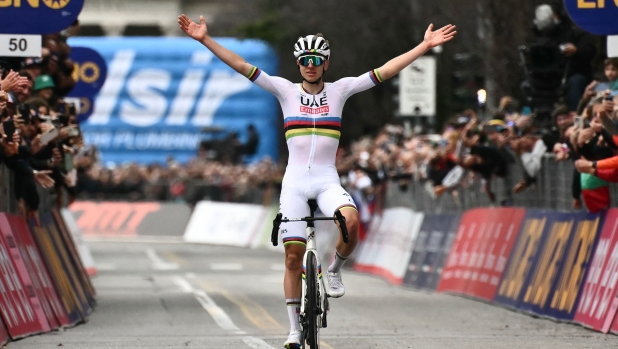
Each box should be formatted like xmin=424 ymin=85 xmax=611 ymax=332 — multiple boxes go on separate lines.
xmin=286 ymin=298 xmax=301 ymax=333
xmin=328 ymin=252 xmax=349 ymax=273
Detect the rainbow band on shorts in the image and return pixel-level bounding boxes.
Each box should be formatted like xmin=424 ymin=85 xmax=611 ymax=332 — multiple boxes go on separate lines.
xmin=283 ymin=236 xmax=307 ymax=247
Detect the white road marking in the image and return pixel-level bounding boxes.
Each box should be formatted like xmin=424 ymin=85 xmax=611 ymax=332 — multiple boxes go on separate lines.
xmin=210 ymin=263 xmax=244 ymax=271
xmin=84 ymin=236 xmax=185 ymax=244
xmin=270 ymin=264 xmax=286 ymax=271
xmin=173 ymin=276 xmax=246 ymax=334
xmin=243 ymin=337 xmax=277 ymax=349
xmin=145 ymin=248 xmax=179 ymax=270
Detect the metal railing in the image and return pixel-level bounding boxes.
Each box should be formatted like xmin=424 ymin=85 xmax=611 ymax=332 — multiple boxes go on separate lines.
xmin=383 ymin=154 xmax=618 ymax=213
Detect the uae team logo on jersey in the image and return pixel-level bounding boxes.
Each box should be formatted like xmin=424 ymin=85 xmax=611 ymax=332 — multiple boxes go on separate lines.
xmin=300 ymin=94 xmax=330 ymax=114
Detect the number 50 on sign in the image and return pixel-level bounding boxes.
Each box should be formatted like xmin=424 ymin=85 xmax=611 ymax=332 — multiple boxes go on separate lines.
xmin=0 ymin=34 xmax=41 ymax=57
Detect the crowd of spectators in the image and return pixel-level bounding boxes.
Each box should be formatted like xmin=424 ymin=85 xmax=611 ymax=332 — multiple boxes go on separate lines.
xmin=0 ymin=21 xmax=88 ymax=217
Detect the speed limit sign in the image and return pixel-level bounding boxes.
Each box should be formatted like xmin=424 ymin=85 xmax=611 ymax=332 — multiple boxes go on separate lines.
xmin=0 ymin=34 xmax=42 ymax=57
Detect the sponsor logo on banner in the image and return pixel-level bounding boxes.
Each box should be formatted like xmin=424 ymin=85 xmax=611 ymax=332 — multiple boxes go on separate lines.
xmin=0 ymin=214 xmax=50 ymax=334
xmin=28 ymin=215 xmax=83 ymax=325
xmin=70 ymin=201 xmax=191 ymax=238
xmin=495 ymin=210 xmax=602 ymax=319
xmin=66 ymin=47 xmax=108 ymax=123
xmin=575 ymin=209 xmax=618 ymax=331
xmin=184 ymin=201 xmax=268 ymax=247
xmin=0 ymin=0 xmax=84 ymax=34
xmin=34 ymin=213 xmax=92 ymax=318
xmin=437 ymin=208 xmax=525 ymax=299
xmin=564 ymin=0 xmax=618 ymax=35
xmin=403 ymin=214 xmax=460 ymax=290
xmin=354 ymin=208 xmax=424 ymax=285
xmin=66 ymin=37 xmax=280 ymax=164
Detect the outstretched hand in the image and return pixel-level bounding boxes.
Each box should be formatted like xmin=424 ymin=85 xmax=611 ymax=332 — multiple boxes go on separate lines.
xmin=178 ymin=14 xmax=208 ymax=42
xmin=424 ymin=24 xmax=457 ymax=48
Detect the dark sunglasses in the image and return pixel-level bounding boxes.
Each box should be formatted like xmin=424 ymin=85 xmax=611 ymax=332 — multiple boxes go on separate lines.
xmin=298 ymin=55 xmax=325 ymax=67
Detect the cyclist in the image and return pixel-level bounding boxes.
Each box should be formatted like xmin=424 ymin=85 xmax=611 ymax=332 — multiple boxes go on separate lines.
xmin=178 ymin=14 xmax=456 ymax=348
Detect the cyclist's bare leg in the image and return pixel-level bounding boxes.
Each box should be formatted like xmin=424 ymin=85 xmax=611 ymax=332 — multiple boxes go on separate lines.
xmin=284 ymin=243 xmax=305 ymax=297
xmin=335 ymin=207 xmax=359 ymax=257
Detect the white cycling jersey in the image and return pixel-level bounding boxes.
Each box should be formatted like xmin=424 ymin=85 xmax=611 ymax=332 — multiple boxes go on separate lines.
xmin=246 ymin=66 xmax=384 ymax=168
xmin=246 ymin=66 xmax=384 ymax=246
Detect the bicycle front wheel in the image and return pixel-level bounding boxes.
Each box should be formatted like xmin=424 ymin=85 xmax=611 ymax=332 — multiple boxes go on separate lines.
xmin=304 ymin=252 xmax=320 ymax=348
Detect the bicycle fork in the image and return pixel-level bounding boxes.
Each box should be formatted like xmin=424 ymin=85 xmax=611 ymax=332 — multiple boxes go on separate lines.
xmin=300 ymin=226 xmax=329 ymax=329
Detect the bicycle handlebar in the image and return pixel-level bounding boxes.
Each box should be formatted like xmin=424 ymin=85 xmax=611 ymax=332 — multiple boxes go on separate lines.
xmin=271 ymin=210 xmax=349 ymax=246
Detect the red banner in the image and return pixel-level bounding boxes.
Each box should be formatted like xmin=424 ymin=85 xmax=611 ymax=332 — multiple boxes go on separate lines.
xmin=465 ymin=208 xmax=526 ymax=300
xmin=437 ymin=208 xmax=525 ymax=300
xmin=0 ymin=215 xmax=50 ymax=334
xmin=5 ymin=214 xmax=69 ymax=328
xmin=69 ymin=201 xmax=160 ymax=236
xmin=0 ymin=217 xmax=47 ymax=339
xmin=574 ymin=209 xmax=618 ymax=332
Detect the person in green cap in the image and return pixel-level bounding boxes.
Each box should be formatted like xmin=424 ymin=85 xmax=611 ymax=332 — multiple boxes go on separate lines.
xmin=33 ymin=74 xmax=55 ymax=102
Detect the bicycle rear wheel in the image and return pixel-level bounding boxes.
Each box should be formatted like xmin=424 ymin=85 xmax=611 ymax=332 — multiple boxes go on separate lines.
xmin=304 ymin=252 xmax=320 ymax=348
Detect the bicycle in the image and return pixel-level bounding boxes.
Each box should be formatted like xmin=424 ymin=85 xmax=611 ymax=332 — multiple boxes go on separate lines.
xmin=271 ymin=199 xmax=349 ymax=349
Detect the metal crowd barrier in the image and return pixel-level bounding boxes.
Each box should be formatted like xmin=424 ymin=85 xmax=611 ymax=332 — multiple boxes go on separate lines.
xmin=384 ymin=154 xmax=618 ymax=213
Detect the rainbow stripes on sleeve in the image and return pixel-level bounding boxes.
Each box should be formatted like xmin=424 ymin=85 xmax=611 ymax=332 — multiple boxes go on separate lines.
xmin=247 ymin=66 xmax=261 ymax=81
xmin=368 ymin=69 xmax=384 ymax=85
xmin=283 ymin=117 xmax=342 ymax=141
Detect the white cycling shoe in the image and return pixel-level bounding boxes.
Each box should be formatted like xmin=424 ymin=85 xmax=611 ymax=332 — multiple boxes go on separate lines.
xmin=284 ymin=330 xmax=302 ymax=349
xmin=327 ymin=271 xmax=345 ymax=298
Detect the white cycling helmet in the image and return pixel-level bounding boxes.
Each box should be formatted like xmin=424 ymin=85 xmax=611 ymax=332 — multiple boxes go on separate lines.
xmin=294 ymin=34 xmax=330 ymax=59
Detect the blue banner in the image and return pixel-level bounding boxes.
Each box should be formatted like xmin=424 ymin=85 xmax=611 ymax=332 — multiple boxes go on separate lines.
xmin=403 ymin=214 xmax=460 ymax=290
xmin=0 ymin=0 xmax=84 ymax=35
xmin=67 ymin=47 xmax=107 ymax=97
xmin=494 ymin=210 xmax=603 ymax=321
xmin=68 ymin=37 xmax=280 ymax=165
xmin=564 ymin=0 xmax=618 ymax=35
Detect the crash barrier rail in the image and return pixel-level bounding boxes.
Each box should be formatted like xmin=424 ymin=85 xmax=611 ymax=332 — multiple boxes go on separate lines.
xmin=0 ymin=167 xmax=96 ymax=346
xmin=175 ymin=198 xmax=618 ymax=335
xmin=387 ymin=154 xmax=618 ymax=213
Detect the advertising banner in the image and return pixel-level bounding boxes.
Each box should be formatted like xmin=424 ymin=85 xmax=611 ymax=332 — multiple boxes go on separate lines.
xmin=68 ymin=47 xmax=108 ymax=97
xmin=184 ymin=201 xmax=268 ymax=247
xmin=564 ymin=0 xmax=618 ymax=35
xmin=495 ymin=210 xmax=602 ymax=320
xmin=574 ymin=209 xmax=618 ymax=331
xmin=28 ymin=214 xmax=84 ymax=325
xmin=437 ymin=208 xmax=525 ymax=299
xmin=67 ymin=37 xmax=280 ymax=165
xmin=0 ymin=0 xmax=84 ymax=35
xmin=52 ymin=210 xmax=96 ymax=305
xmin=0 ymin=220 xmax=45 ymax=339
xmin=0 ymin=214 xmax=50 ymax=334
xmin=60 ymin=208 xmax=97 ymax=276
xmin=403 ymin=214 xmax=460 ymax=290
xmin=9 ymin=216 xmax=70 ymax=328
xmin=69 ymin=201 xmax=191 ymax=238
xmin=354 ymin=208 xmax=424 ymax=285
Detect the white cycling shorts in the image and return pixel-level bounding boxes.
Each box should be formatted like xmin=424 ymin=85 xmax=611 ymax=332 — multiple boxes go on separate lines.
xmin=279 ymin=165 xmax=357 ymax=247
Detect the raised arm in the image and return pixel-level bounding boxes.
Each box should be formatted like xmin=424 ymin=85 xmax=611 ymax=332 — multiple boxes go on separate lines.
xmin=178 ymin=14 xmax=253 ymax=78
xmin=377 ymin=24 xmax=457 ymax=81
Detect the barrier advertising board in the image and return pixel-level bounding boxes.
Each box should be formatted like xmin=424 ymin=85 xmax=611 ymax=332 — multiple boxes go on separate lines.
xmin=575 ymin=209 xmax=618 ymax=331
xmin=9 ymin=216 xmax=70 ymax=328
xmin=28 ymin=214 xmax=83 ymax=325
xmin=67 ymin=37 xmax=279 ymax=165
xmin=0 ymin=216 xmax=46 ymax=338
xmin=403 ymin=214 xmax=460 ymax=290
xmin=437 ymin=208 xmax=525 ymax=299
xmin=354 ymin=208 xmax=424 ymax=285
xmin=70 ymin=201 xmax=190 ymax=238
xmin=60 ymin=208 xmax=97 ymax=276
xmin=495 ymin=210 xmax=602 ymax=320
xmin=0 ymin=214 xmax=50 ymax=334
xmin=52 ymin=210 xmax=96 ymax=305
xmin=184 ymin=201 xmax=267 ymax=247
